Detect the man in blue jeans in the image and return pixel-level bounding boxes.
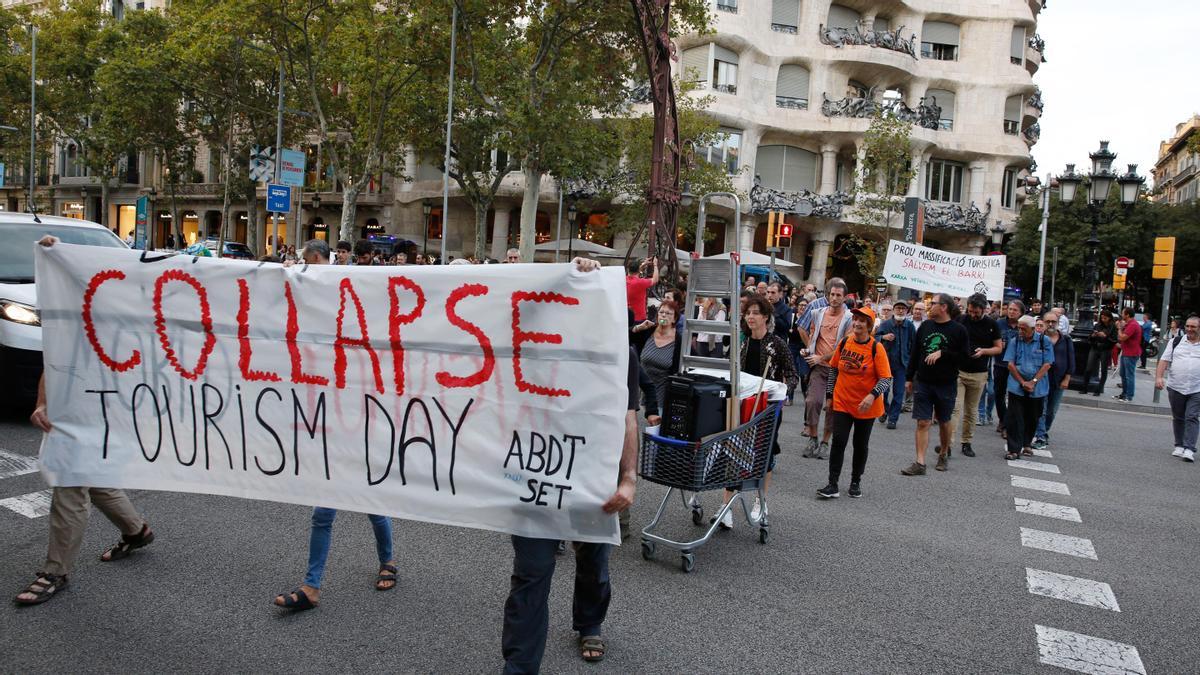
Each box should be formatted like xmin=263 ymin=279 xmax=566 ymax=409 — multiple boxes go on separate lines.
xmin=875 ymin=299 xmax=914 ymax=429
xmin=1116 ymin=307 xmax=1143 ymax=401
xmin=1034 ymin=313 xmax=1075 ymax=448
xmin=502 ymin=258 xmax=639 ymax=673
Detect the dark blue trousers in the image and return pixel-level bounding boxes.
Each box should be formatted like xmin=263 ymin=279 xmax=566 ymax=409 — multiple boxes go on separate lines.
xmin=502 ymin=536 xmax=612 ymax=674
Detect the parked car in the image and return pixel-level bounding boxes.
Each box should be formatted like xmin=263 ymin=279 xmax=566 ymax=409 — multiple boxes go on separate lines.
xmin=202 ymin=239 xmax=255 ymax=260
xmin=0 ymin=213 xmax=127 ymax=408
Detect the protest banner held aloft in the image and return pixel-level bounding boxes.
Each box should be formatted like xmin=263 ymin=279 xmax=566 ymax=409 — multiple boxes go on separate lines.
xmin=34 ymin=245 xmax=629 ymax=544
xmin=881 ymin=240 xmax=1007 ymax=301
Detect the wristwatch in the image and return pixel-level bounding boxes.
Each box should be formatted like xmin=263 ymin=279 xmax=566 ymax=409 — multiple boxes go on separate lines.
xmin=1032 ymin=377 xmax=1039 ymax=383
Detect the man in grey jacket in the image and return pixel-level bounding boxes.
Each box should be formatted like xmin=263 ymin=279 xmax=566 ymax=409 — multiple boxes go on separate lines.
xmin=800 ymin=279 xmax=851 ymax=458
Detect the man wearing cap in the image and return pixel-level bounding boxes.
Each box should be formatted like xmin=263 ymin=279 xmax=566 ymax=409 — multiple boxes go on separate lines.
xmin=1002 ymin=315 xmax=1055 ymax=460
xmin=875 ymin=299 xmax=914 ymax=429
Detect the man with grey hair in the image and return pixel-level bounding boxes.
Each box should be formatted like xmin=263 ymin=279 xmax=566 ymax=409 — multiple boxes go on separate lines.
xmin=505 ymin=248 xmax=520 ymax=263
xmin=1002 ymin=314 xmax=1054 ymax=459
xmin=1053 ymin=305 xmax=1070 ymax=334
xmin=301 ymin=239 xmax=331 ymax=265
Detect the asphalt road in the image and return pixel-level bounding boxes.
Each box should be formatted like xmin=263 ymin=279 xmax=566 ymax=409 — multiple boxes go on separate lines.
xmin=0 ymin=398 xmax=1195 ymax=674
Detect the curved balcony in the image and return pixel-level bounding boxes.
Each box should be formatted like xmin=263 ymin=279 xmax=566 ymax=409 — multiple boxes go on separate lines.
xmin=1025 ymin=35 xmax=1044 ymax=76
xmin=1026 ymin=88 xmax=1044 ymax=118
xmin=1022 ymin=122 xmax=1041 ymax=147
xmin=820 ymin=90 xmax=942 ymax=131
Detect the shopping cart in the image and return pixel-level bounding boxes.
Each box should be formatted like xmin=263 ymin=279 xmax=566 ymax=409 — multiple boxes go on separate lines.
xmin=638 ymin=401 xmax=780 ymax=573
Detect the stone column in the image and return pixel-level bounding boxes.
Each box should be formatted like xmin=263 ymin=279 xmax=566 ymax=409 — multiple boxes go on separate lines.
xmin=819 ymin=144 xmax=839 ymax=195
xmin=402 ymin=147 xmax=417 ymax=193
xmin=852 ymin=141 xmax=868 ymax=194
xmin=809 ymin=238 xmax=833 ymax=287
xmin=490 ymin=204 xmax=511 ymax=261
xmin=738 ymin=212 xmax=755 ymax=253
xmin=968 ymin=161 xmax=987 ymax=207
xmin=908 ymin=150 xmax=926 ymax=198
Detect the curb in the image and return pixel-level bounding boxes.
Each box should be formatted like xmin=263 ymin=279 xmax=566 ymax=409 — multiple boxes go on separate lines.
xmin=1060 ymin=395 xmax=1170 ymax=417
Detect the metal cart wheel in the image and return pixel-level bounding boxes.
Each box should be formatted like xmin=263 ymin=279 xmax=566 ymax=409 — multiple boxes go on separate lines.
xmin=690 ymin=505 xmax=704 ymax=526
xmin=758 ymin=527 xmax=770 ymax=545
xmin=641 ymin=540 xmax=656 ymax=560
xmin=680 ymin=552 xmax=695 ymax=573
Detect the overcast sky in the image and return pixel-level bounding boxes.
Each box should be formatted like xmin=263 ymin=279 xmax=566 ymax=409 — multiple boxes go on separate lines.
xmin=1034 ymin=1 xmax=1198 ymax=186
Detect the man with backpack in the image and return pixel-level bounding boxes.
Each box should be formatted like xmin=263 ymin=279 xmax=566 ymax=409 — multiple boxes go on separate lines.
xmin=1157 ymin=315 xmax=1200 ymax=462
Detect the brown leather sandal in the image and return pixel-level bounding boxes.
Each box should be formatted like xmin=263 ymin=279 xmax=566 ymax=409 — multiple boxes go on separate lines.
xmin=100 ymin=523 xmax=155 ymax=562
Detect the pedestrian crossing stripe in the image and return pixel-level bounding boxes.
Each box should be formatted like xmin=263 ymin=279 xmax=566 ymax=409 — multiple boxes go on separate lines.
xmin=0 ymin=449 xmax=39 ymax=480
xmin=1035 ymin=624 xmax=1145 ymax=674
xmin=0 ymin=490 xmax=53 ymax=518
xmin=1011 ymin=475 xmax=1071 ymax=495
xmin=1026 ymin=568 xmax=1120 ymax=612
xmin=1020 ymin=527 xmax=1098 ymax=560
xmin=1014 ymin=497 xmax=1082 ymax=523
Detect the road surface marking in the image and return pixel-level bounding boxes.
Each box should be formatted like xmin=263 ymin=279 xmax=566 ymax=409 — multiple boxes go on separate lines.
xmin=1011 ymin=475 xmax=1071 ymax=495
xmin=1007 ymin=459 xmax=1061 ymax=474
xmin=1031 ymin=448 xmax=1053 ymax=458
xmin=1020 ymin=527 xmax=1098 ymax=560
xmin=1026 ymin=568 xmax=1120 ymax=611
xmin=1035 ymin=624 xmax=1144 ymax=674
xmin=0 ymin=449 xmax=39 ymax=480
xmin=0 ymin=490 xmax=53 ymax=518
xmin=1015 ymin=497 xmax=1082 ymax=523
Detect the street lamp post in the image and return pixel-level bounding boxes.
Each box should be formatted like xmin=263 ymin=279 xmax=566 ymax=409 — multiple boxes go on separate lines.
xmin=421 ymin=198 xmax=432 ymax=257
xmin=439 ymin=1 xmax=459 ymax=265
xmin=566 ymin=202 xmax=577 ymax=260
xmin=1056 ymin=141 xmax=1144 ymax=335
xmin=28 ymin=24 xmax=36 ymax=214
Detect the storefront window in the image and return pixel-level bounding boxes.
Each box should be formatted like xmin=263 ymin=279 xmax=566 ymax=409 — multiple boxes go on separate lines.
xmin=183 ymin=212 xmax=201 ymax=245
xmin=117 ymin=204 xmax=136 ymax=240
xmin=61 ymin=201 xmax=85 ymax=220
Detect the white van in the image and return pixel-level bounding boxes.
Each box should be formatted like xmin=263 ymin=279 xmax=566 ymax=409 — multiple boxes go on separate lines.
xmin=0 ymin=212 xmax=127 ymax=407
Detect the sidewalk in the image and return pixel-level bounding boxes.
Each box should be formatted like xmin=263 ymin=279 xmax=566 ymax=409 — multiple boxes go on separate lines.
xmin=1060 ymin=362 xmax=1170 ymax=416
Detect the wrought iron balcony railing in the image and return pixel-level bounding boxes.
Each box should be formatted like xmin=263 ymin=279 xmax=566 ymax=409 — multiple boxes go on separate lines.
xmin=818 ymin=23 xmax=918 ymax=59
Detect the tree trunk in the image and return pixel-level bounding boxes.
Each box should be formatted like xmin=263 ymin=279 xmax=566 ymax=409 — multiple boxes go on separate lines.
xmin=169 ymin=181 xmax=183 ymax=248
xmin=99 ymin=180 xmax=110 ymax=231
xmin=474 ymin=200 xmax=489 ymax=261
xmin=517 ymin=162 xmax=541 ymax=262
xmin=339 ymin=184 xmax=360 ymax=243
xmin=246 ymin=181 xmax=261 ymax=257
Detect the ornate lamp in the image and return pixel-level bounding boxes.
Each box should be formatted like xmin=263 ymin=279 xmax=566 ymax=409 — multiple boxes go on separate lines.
xmin=1057 ymin=164 xmax=1082 ymax=204
xmin=1117 ymin=164 xmax=1144 ymax=206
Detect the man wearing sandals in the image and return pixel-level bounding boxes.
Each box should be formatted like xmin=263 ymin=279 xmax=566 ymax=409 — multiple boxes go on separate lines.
xmin=14 ymin=238 xmax=156 ymax=606
xmin=501 ymin=257 xmax=639 ymax=674
xmin=274 ymin=239 xmax=398 ymax=611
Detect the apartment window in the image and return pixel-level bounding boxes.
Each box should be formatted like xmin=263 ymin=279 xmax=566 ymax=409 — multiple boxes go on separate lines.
xmin=756 ymin=145 xmax=818 ymax=193
xmin=1002 ymin=168 xmax=1017 ymax=208
xmin=921 ymin=21 xmax=960 ymax=61
xmin=771 ymin=0 xmax=800 ymax=33
xmin=925 ymin=159 xmax=964 ymax=203
xmin=60 ymin=143 xmax=86 ymax=178
xmin=704 ymin=128 xmax=742 ymax=174
xmin=1010 ymin=26 xmax=1026 ymax=65
xmin=1004 ymin=95 xmax=1022 ymax=135
xmin=826 ymin=4 xmax=861 ymax=31
xmin=712 ymin=45 xmax=738 ymax=94
xmin=873 ymin=17 xmax=890 ymax=32
xmin=775 ymin=64 xmax=810 ymax=109
xmin=681 ymin=46 xmax=709 ymax=88
xmin=926 ymin=89 xmax=955 ymax=130
xmin=715 ymin=0 xmax=737 ymax=13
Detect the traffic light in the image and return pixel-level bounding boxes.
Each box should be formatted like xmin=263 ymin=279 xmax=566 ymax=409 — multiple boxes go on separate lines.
xmin=1112 ymin=273 xmax=1126 ymax=291
xmin=776 ymin=222 xmax=793 ymax=248
xmin=765 ymin=211 xmax=777 ymax=248
xmin=1153 ymin=236 xmax=1176 ymax=280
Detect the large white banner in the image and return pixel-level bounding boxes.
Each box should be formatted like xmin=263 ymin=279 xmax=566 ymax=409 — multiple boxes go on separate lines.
xmin=35 ymin=245 xmax=628 ymax=544
xmin=881 ymin=240 xmax=1006 ymax=301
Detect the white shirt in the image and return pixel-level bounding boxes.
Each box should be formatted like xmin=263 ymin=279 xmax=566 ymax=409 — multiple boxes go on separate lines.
xmin=1163 ymin=336 xmax=1200 ymax=395
xmin=1057 ymin=314 xmax=1070 ymax=335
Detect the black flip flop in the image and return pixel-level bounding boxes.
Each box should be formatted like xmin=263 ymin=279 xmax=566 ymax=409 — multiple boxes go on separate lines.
xmin=276 ymin=588 xmax=317 ymax=611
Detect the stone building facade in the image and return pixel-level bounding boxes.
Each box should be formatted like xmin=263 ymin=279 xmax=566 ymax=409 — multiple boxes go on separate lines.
xmin=1152 ymin=115 xmax=1200 ymax=206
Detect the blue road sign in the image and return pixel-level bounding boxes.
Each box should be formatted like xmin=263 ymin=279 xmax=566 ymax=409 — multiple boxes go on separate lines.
xmin=267 ymin=183 xmax=291 ymax=213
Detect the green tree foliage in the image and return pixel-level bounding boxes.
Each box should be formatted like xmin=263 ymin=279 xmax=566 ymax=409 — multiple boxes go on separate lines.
xmin=1006 ymin=188 xmax=1200 ymax=313
xmin=844 ymin=112 xmax=916 ymax=280
xmin=259 ymin=0 xmax=438 ymax=243
xmin=0 ymin=6 xmax=34 ymax=190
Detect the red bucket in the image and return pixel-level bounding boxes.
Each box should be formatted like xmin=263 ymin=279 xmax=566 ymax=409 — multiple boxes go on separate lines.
xmin=740 ymin=393 xmax=769 ymax=424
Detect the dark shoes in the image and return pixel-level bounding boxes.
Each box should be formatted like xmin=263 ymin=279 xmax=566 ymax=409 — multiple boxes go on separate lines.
xmin=935 ymin=453 xmax=948 ymax=472
xmin=886 ymin=421 xmax=897 ymax=429
xmin=817 ymin=483 xmax=840 ymax=499
xmin=961 ymin=443 xmax=975 ymax=457
xmin=847 ymin=481 xmax=862 ymax=498
xmin=901 ymin=462 xmax=927 ymax=476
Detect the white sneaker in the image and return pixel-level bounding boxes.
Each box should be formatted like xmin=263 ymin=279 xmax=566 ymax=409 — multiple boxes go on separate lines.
xmin=1173 ymin=447 xmax=1186 ymax=458
xmin=710 ymin=507 xmax=734 ymax=530
xmin=750 ymin=498 xmax=768 ymax=523
xmin=1184 ymin=449 xmax=1196 ymax=463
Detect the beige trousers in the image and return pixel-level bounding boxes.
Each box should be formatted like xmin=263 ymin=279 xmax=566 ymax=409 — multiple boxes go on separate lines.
xmin=952 ymin=370 xmax=989 ymax=445
xmin=42 ymin=487 xmax=145 ymax=576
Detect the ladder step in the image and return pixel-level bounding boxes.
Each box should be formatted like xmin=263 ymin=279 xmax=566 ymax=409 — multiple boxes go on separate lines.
xmin=685 ymin=319 xmax=730 ymax=334
xmin=682 ymin=355 xmax=732 ymax=370
xmin=691 ymin=287 xmax=732 ymax=297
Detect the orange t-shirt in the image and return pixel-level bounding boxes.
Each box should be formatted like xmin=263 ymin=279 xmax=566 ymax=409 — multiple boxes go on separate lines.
xmin=829 ymin=337 xmax=893 ymax=419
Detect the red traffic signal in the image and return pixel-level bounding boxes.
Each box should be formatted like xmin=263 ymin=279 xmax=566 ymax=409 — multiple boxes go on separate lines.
xmin=776 ymin=222 xmax=793 ymax=248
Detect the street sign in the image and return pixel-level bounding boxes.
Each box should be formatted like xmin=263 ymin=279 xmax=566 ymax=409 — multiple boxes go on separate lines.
xmin=279 ymin=148 xmax=306 ymax=187
xmin=1114 ymin=266 xmax=1127 ymax=277
xmin=1112 ymin=273 xmax=1126 ymax=290
xmin=1115 ymin=256 xmax=1130 ymax=270
xmin=1152 ymin=236 xmax=1176 ymax=280
xmin=134 ymin=196 xmax=149 ymax=249
xmin=266 ymin=184 xmax=291 ymax=213
xmin=250 ymin=146 xmax=275 ymax=183
xmin=902 ymin=197 xmax=924 ymax=244
xmin=0 ymin=162 xmax=5 ymax=187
